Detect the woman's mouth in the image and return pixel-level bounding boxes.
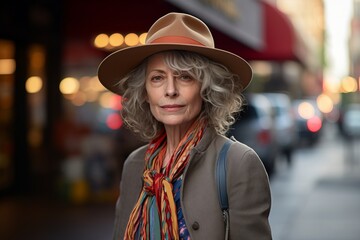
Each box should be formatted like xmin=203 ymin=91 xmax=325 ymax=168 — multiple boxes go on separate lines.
xmin=161 ymin=104 xmax=185 ymax=112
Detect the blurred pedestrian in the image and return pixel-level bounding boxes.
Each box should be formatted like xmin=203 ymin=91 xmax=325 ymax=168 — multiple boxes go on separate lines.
xmin=98 ymin=12 xmax=272 ymax=240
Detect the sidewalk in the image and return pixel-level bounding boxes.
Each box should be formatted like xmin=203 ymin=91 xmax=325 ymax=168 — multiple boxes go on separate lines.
xmin=277 ymin=125 xmax=360 ymax=240
xmin=0 ymin=196 xmax=115 ymax=240
xmin=289 ymin=174 xmax=360 ymax=240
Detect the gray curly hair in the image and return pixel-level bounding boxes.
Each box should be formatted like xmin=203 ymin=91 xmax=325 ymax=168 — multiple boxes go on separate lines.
xmin=117 ymin=50 xmax=245 ymax=141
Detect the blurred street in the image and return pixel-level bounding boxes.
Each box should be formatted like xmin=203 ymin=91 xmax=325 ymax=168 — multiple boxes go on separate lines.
xmin=1 ymin=122 xmax=360 ymax=240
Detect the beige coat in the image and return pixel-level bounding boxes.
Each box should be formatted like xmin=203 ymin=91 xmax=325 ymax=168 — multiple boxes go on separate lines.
xmin=113 ymin=128 xmax=272 ymax=240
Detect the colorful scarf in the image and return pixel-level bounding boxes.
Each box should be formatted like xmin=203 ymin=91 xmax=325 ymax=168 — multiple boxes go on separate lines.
xmin=124 ymin=119 xmax=206 ymax=240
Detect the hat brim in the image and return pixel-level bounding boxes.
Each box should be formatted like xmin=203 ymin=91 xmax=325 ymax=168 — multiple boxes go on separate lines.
xmin=97 ymin=43 xmax=252 ymax=95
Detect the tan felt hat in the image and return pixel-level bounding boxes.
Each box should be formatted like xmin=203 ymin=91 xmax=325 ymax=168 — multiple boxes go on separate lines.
xmin=98 ymin=12 xmax=252 ymax=95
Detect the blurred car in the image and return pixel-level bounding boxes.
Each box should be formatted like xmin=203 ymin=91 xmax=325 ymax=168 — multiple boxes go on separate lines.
xmin=227 ymin=93 xmax=278 ymax=175
xmin=342 ymin=103 xmax=360 ymax=139
xmin=263 ymin=93 xmax=298 ymax=164
xmin=292 ymin=99 xmax=323 ymax=146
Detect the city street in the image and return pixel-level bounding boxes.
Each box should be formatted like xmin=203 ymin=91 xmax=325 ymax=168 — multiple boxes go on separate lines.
xmin=1 ymin=123 xmax=359 ymax=240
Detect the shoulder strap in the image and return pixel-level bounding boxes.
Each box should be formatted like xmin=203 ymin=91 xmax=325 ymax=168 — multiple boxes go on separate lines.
xmin=216 ymin=139 xmax=233 ymax=240
xmin=216 ymin=140 xmax=232 ymax=211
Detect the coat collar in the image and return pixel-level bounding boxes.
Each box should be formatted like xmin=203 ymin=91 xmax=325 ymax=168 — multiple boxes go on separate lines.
xmin=192 ymin=127 xmax=218 ymax=154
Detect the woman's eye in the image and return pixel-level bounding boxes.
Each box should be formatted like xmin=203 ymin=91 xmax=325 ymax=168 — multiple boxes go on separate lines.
xmin=179 ymin=74 xmax=193 ymax=81
xmin=151 ymin=75 xmax=163 ymax=81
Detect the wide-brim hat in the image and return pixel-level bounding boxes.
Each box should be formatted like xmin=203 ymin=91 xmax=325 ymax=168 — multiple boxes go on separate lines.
xmin=98 ymin=12 xmax=252 ymax=95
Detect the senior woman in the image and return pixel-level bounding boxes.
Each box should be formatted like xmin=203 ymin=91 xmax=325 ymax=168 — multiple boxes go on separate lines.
xmin=98 ymin=12 xmax=272 ymax=240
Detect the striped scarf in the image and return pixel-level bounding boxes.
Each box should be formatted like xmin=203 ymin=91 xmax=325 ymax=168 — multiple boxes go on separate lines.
xmin=124 ymin=119 xmax=206 ymax=240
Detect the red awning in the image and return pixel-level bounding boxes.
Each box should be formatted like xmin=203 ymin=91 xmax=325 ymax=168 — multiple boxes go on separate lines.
xmin=238 ymin=2 xmax=308 ymax=64
xmin=210 ymin=1 xmax=308 ymax=65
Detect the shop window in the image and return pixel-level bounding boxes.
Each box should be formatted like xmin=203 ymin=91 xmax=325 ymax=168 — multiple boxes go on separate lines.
xmin=26 ymin=44 xmax=48 ymax=185
xmin=0 ymin=39 xmax=15 ymax=191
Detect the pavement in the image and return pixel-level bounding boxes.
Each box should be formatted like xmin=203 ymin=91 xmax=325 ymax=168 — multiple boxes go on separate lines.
xmin=0 ymin=196 xmax=115 ymax=240
xmin=289 ymin=148 xmax=360 ymax=240
xmin=270 ymin=123 xmax=360 ymax=240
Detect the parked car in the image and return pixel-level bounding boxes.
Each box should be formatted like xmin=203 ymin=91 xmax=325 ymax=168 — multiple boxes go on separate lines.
xmin=263 ymin=93 xmax=298 ymax=164
xmin=342 ymin=103 xmax=360 ymax=139
xmin=227 ymin=94 xmax=278 ymax=176
xmin=292 ymin=99 xmax=323 ymax=146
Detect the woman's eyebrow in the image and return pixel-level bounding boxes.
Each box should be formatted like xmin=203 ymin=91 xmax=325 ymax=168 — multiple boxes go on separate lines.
xmin=146 ymin=69 xmax=165 ymax=75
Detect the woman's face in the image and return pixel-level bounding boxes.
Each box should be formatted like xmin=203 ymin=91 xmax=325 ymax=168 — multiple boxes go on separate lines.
xmin=145 ymin=53 xmax=203 ymax=130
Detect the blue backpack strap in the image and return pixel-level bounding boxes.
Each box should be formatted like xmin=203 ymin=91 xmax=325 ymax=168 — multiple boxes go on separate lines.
xmin=216 ymin=139 xmax=233 ymax=240
xmin=216 ymin=140 xmax=232 ymax=211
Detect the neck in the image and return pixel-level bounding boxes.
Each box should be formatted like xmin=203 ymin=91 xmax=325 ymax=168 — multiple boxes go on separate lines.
xmin=162 ymin=123 xmax=192 ymax=167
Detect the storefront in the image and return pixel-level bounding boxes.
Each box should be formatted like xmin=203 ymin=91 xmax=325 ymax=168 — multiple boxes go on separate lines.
xmin=0 ymin=0 xmax=62 ymax=195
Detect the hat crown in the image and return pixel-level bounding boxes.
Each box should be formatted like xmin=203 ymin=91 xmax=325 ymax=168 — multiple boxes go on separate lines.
xmin=146 ymin=13 xmax=215 ymax=48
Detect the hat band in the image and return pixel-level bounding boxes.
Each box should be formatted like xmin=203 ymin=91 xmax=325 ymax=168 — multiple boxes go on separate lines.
xmin=149 ymin=36 xmax=205 ymax=46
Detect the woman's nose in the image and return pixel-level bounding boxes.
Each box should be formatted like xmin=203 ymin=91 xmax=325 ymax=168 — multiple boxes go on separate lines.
xmin=165 ymin=78 xmax=178 ymax=97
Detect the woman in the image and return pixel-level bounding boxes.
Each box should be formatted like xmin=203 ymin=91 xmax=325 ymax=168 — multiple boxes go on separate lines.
xmin=98 ymin=12 xmax=272 ymax=240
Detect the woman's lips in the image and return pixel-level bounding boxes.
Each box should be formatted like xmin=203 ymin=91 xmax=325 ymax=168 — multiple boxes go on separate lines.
xmin=161 ymin=104 xmax=185 ymax=112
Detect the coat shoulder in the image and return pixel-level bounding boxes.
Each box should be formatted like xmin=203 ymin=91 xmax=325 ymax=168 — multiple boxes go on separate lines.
xmin=124 ymin=144 xmax=148 ymax=166
xmin=225 ymin=137 xmax=269 ymax=179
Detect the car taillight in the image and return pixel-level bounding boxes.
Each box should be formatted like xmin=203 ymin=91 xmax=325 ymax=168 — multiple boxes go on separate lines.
xmin=307 ymin=116 xmax=322 ymax=132
xmin=258 ymin=130 xmax=271 ymax=144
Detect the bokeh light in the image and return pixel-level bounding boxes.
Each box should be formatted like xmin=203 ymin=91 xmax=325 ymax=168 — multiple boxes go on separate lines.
xmin=307 ymin=116 xmax=322 ymax=132
xmin=340 ymin=76 xmax=357 ymax=93
xmin=0 ymin=59 xmax=16 ymax=75
xmin=317 ymin=94 xmax=334 ymax=113
xmin=60 ymin=77 xmax=80 ymax=95
xmin=109 ymin=33 xmax=124 ymax=47
xmin=106 ymin=113 xmax=123 ymax=130
xmin=99 ymin=92 xmax=114 ymax=108
xmin=94 ymin=33 xmax=109 ymax=48
xmin=125 ymin=33 xmax=139 ymax=46
xmin=139 ymin=33 xmax=147 ymax=44
xmin=298 ymin=102 xmax=315 ymax=119
xmin=26 ymin=76 xmax=43 ymax=93
xmin=111 ymin=95 xmax=123 ymax=110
